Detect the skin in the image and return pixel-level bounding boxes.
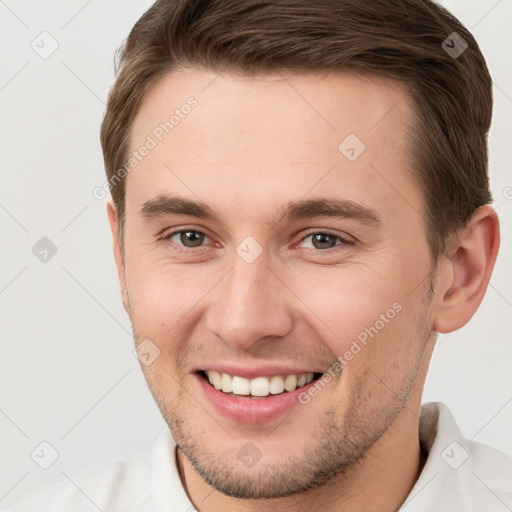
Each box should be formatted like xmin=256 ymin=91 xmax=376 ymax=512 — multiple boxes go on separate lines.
xmin=107 ymin=68 xmax=499 ymax=512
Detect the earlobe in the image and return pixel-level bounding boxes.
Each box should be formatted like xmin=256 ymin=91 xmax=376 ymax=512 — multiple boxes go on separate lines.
xmin=433 ymin=205 xmax=500 ymax=333
xmin=106 ymin=200 xmax=129 ymax=315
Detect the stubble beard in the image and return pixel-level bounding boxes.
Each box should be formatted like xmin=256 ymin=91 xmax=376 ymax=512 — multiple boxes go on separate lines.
xmin=143 ymin=351 xmax=427 ymax=500
xmin=130 ymin=274 xmax=435 ymax=499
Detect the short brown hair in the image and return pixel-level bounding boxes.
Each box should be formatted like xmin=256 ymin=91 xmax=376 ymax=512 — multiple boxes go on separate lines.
xmin=100 ymin=0 xmax=493 ymax=262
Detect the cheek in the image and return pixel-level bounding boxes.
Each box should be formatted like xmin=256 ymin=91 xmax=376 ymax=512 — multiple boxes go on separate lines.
xmin=285 ymin=266 xmax=402 ymax=351
xmin=284 ymin=255 xmax=428 ymax=381
xmin=124 ymin=256 xmax=212 ymax=343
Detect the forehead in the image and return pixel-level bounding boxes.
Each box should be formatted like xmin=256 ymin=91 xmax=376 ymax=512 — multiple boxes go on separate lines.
xmin=130 ymin=67 xmax=413 ymax=152
xmin=126 ymin=67 xmax=420 ymax=226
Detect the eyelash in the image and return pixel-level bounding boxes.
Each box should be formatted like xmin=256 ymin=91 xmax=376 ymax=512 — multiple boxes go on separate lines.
xmin=162 ymin=229 xmax=213 ymax=254
xmin=295 ymin=230 xmax=354 ymax=253
xmin=162 ymin=228 xmax=353 ymax=254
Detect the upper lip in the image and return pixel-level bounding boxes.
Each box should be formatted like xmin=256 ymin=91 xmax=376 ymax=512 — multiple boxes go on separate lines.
xmin=195 ymin=364 xmax=323 ymax=379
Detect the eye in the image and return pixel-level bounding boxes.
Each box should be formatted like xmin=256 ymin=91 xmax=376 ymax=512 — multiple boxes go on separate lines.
xmin=164 ymin=229 xmax=212 ymax=249
xmin=297 ymin=231 xmax=352 ymax=251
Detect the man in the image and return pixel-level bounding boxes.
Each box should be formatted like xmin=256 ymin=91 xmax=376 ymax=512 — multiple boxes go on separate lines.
xmin=4 ymin=0 xmax=511 ymax=510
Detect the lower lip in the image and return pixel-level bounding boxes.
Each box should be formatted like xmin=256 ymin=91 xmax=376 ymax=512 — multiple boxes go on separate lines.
xmin=195 ymin=373 xmax=318 ymax=424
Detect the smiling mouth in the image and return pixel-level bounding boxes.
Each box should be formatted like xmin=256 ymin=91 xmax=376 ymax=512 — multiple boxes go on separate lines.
xmin=198 ymin=370 xmax=323 ymax=399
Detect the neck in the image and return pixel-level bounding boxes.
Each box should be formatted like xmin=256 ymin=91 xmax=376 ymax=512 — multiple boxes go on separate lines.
xmin=177 ymin=403 xmax=427 ymax=512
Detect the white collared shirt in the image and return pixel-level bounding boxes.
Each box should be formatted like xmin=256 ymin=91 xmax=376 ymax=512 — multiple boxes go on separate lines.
xmin=3 ymin=402 xmax=512 ymax=511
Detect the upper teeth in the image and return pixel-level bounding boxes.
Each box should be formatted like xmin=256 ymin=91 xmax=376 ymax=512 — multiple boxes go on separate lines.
xmin=205 ymin=371 xmax=315 ymax=397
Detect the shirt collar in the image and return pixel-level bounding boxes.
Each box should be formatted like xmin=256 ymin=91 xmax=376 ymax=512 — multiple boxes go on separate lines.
xmin=149 ymin=402 xmax=512 ymax=511
xmin=150 ymin=426 xmax=194 ymax=511
xmin=400 ymin=401 xmax=512 ymax=511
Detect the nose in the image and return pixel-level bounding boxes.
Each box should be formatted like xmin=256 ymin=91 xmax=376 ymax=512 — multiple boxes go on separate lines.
xmin=206 ymin=254 xmax=294 ymax=350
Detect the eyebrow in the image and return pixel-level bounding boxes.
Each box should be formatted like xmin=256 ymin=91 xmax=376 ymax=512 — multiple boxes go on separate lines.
xmin=279 ymin=198 xmax=382 ymax=226
xmin=138 ymin=194 xmax=382 ymax=227
xmin=139 ymin=195 xmax=223 ymax=223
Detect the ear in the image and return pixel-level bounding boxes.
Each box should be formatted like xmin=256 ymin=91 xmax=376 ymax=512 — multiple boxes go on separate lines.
xmin=434 ymin=205 xmax=500 ymax=333
xmin=106 ymin=199 xmax=129 ymax=315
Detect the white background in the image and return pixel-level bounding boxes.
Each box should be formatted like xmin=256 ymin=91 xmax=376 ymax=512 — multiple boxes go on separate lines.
xmin=0 ymin=0 xmax=511 ymax=506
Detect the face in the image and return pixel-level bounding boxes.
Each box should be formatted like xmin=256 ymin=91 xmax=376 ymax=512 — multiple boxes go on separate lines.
xmin=115 ymin=68 xmax=437 ymax=499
